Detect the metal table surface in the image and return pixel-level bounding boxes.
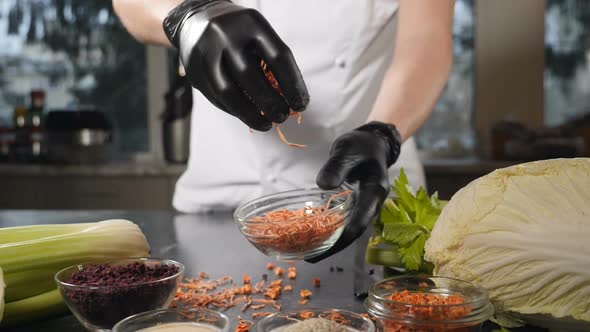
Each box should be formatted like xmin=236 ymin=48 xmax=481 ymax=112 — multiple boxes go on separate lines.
xmin=0 ymin=210 xmax=546 ymax=332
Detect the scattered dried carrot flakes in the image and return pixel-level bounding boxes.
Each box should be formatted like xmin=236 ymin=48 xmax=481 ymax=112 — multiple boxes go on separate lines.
xmin=287 ymin=266 xmax=297 ymax=279
xmin=300 ymin=289 xmax=312 ymax=299
xmin=299 ymin=299 xmax=309 ymax=305
xmin=243 ymin=275 xmax=251 ymax=284
xmin=283 ymin=285 xmax=293 ymax=292
xmin=300 ymin=311 xmax=314 ymax=319
xmin=235 ymin=317 xmax=253 ymax=332
xmin=266 ymin=262 xmax=276 ymax=270
xmin=313 ymin=277 xmax=321 ymax=288
xmin=274 ymin=267 xmax=285 ymax=277
xmin=252 ymin=312 xmax=274 ymax=318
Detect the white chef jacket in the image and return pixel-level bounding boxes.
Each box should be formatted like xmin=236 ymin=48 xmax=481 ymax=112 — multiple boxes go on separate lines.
xmin=173 ymin=0 xmax=426 ymax=213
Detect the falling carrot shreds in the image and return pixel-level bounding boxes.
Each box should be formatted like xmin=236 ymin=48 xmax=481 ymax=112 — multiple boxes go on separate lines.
xmin=252 ymin=312 xmax=274 ymax=318
xmin=313 ymin=277 xmax=321 ymax=288
xmin=300 ymin=311 xmax=314 ymax=319
xmin=276 ymin=124 xmax=307 ymax=148
xmin=266 ymin=262 xmax=276 ymax=270
xmin=259 ymin=59 xmax=306 ymax=149
xmin=300 ymin=289 xmax=312 ymax=299
xmin=283 ymin=285 xmax=293 ymax=292
xmin=274 ymin=267 xmax=285 ymax=277
xmin=299 ymin=299 xmax=309 ymax=305
xmin=243 ymin=275 xmax=251 ymax=285
xmin=245 ymin=190 xmax=352 ymax=254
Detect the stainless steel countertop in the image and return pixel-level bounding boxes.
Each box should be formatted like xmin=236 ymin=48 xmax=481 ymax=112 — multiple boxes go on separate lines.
xmin=0 ymin=210 xmax=543 ymax=332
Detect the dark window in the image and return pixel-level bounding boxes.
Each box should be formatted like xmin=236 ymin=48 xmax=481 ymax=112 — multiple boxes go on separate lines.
xmin=0 ymin=0 xmax=148 ymax=152
xmin=415 ymin=0 xmax=475 ymax=158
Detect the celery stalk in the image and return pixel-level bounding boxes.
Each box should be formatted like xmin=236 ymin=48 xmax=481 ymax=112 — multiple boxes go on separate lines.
xmin=0 ymin=220 xmax=150 ymax=274
xmin=0 ymin=219 xmax=150 ymax=325
xmin=1 ymin=266 xmax=5 ymax=323
xmin=366 ymin=247 xmax=404 ymax=267
xmin=4 ymin=268 xmax=57 ymax=302
xmin=1 ymin=289 xmax=67 ymax=327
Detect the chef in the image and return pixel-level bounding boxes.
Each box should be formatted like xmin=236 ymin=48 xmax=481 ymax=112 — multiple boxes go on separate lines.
xmin=113 ymin=0 xmax=455 ymax=261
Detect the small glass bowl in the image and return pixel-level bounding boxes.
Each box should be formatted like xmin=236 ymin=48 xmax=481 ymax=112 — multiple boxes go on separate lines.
xmin=234 ymin=187 xmax=353 ymax=260
xmin=112 ymin=308 xmax=230 ymax=332
xmin=364 ymin=276 xmax=494 ymax=332
xmin=256 ymin=308 xmax=375 ymax=332
xmin=55 ymin=258 xmax=184 ymax=331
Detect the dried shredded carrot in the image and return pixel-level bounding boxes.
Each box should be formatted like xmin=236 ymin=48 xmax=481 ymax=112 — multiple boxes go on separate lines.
xmin=245 ymin=190 xmax=352 ymax=254
xmin=274 ymin=267 xmax=285 ymax=277
xmin=266 ymin=262 xmax=276 ymax=270
xmin=243 ymin=275 xmax=251 ymax=285
xmin=299 ymin=311 xmax=314 ymax=319
xmin=270 ymin=279 xmax=283 ymax=287
xmin=259 ymin=60 xmax=306 ymax=148
xmin=235 ymin=317 xmax=252 ymax=332
xmin=298 ymin=299 xmax=309 ymax=305
xmin=319 ymin=312 xmax=351 ymax=325
xmin=252 ymin=312 xmax=274 ymax=318
xmin=250 ymin=304 xmax=266 ymax=310
xmin=313 ymin=277 xmax=321 ymax=288
xmin=300 ymin=289 xmax=312 ymax=299
xmin=264 ymin=285 xmax=282 ymax=300
xmin=378 ymin=290 xmax=473 ymax=332
xmin=283 ymin=285 xmax=293 ymax=292
xmin=287 ymin=266 xmax=297 ymax=279
xmin=235 ymin=322 xmax=250 ymax=332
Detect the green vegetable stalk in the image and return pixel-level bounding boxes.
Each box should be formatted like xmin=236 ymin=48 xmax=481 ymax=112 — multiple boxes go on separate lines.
xmin=366 ymin=169 xmax=446 ymax=272
xmin=0 ymin=220 xmax=150 ymax=326
xmin=1 ymin=266 xmax=4 ymax=322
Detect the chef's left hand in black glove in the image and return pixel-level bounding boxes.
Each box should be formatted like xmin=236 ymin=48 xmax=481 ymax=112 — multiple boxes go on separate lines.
xmin=305 ymin=121 xmax=402 ymax=263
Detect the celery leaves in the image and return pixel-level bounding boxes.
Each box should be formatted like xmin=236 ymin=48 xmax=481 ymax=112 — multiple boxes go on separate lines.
xmin=369 ymin=169 xmax=445 ymax=271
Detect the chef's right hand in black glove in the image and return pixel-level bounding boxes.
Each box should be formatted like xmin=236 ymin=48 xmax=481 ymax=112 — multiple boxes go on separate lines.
xmin=163 ymin=0 xmax=309 ymax=131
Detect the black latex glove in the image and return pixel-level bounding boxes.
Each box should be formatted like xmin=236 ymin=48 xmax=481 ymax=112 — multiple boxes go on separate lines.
xmin=163 ymin=0 xmax=309 ymax=131
xmin=306 ymin=121 xmax=402 ymax=263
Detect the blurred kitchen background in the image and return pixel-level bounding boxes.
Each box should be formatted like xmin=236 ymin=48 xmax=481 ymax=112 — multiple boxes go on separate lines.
xmin=1 ymin=0 xmax=589 ymax=209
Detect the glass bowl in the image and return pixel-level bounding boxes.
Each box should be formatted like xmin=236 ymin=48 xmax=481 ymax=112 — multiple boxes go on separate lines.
xmin=55 ymin=258 xmax=184 ymax=331
xmin=256 ymin=308 xmax=375 ymax=332
xmin=234 ymin=187 xmax=353 ymax=260
xmin=112 ymin=308 xmax=230 ymax=332
xmin=364 ymin=276 xmax=494 ymax=332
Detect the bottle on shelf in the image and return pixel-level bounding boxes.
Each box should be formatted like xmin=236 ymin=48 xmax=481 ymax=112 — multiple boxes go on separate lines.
xmin=0 ymin=120 xmax=14 ymax=162
xmin=28 ymin=89 xmax=46 ymax=162
xmin=13 ymin=106 xmax=30 ymax=162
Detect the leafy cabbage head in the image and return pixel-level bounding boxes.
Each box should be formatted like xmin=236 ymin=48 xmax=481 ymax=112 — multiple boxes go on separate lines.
xmin=424 ymin=158 xmax=590 ymax=331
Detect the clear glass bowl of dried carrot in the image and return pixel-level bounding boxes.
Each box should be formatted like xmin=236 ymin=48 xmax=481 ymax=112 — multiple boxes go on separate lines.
xmin=364 ymin=276 xmax=494 ymax=332
xmin=234 ymin=187 xmax=353 ymax=260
